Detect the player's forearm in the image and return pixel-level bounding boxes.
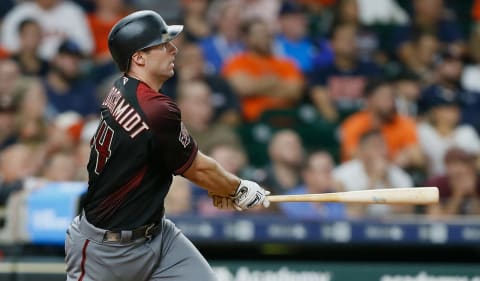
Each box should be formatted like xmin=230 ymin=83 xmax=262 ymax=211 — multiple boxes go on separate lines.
xmin=182 ymin=151 xmax=240 ymax=196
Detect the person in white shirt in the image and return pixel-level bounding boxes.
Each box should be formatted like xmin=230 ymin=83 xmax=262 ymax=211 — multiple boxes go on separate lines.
xmin=1 ymin=0 xmax=93 ymax=60
xmin=461 ymin=24 xmax=480 ymax=93
xmin=417 ymin=89 xmax=480 ymax=177
xmin=333 ymin=129 xmax=413 ymax=217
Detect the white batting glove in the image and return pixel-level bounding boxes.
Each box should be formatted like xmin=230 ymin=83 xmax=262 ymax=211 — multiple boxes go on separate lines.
xmin=231 ymin=180 xmax=270 ymax=211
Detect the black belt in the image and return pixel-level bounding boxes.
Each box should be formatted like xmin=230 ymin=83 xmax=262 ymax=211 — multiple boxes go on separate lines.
xmin=103 ymin=223 xmax=161 ymax=243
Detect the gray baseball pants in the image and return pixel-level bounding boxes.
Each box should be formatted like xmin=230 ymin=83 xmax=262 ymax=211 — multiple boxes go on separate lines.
xmin=65 ymin=214 xmax=218 ymax=281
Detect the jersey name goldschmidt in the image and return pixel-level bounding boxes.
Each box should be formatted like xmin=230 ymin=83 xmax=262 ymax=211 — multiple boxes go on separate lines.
xmin=83 ymin=75 xmax=197 ymax=231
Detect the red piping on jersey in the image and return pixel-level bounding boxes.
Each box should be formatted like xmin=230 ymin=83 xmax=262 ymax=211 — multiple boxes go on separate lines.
xmin=95 ymin=165 xmax=148 ymax=220
xmin=78 ymin=239 xmax=90 ymax=281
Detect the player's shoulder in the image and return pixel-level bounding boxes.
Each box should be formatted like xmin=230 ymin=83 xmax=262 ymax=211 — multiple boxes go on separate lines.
xmin=136 ymin=82 xmax=181 ymax=123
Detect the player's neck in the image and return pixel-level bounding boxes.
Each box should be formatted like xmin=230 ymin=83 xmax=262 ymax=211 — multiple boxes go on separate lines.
xmin=126 ymin=71 xmax=165 ymax=92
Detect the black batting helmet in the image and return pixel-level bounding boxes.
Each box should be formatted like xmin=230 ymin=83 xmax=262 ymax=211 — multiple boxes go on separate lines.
xmin=108 ymin=10 xmax=183 ymax=72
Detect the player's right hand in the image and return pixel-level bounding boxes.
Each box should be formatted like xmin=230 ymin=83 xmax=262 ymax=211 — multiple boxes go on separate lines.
xmin=230 ymin=180 xmax=270 ymax=211
xmin=210 ymin=193 xmax=235 ymax=210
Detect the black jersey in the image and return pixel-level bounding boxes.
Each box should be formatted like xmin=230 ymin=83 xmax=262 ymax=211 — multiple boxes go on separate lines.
xmin=83 ymin=75 xmax=197 ymax=231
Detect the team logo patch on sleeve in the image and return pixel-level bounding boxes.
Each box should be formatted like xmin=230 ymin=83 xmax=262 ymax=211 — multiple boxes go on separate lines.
xmin=178 ymin=122 xmax=191 ymax=148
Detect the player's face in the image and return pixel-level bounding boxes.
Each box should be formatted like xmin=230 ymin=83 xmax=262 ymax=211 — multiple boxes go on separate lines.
xmin=143 ymin=41 xmax=178 ymax=81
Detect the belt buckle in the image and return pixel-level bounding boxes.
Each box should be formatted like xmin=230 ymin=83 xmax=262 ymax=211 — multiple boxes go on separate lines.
xmin=104 ymin=231 xmax=120 ymax=242
xmin=144 ymin=224 xmax=155 ymax=241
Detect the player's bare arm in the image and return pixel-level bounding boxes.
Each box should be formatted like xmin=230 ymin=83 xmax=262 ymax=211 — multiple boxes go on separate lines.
xmin=183 ymin=151 xmax=270 ymax=210
xmin=182 ymin=151 xmax=240 ymax=196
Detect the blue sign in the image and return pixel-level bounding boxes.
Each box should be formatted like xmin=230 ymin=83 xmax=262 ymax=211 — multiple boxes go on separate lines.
xmin=27 ymin=182 xmax=87 ymax=245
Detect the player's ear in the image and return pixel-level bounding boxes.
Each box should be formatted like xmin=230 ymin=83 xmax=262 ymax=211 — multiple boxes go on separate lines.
xmin=131 ymin=52 xmax=146 ymax=67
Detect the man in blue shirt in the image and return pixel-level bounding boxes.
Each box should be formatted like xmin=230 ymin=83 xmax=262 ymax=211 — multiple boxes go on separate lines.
xmin=199 ymin=1 xmax=243 ymax=75
xmin=43 ymin=40 xmax=99 ymax=117
xmin=274 ymin=1 xmax=330 ymax=74
xmin=393 ymin=0 xmax=464 ymax=72
xmin=279 ymin=151 xmax=346 ymax=220
xmin=309 ymin=23 xmax=380 ymax=122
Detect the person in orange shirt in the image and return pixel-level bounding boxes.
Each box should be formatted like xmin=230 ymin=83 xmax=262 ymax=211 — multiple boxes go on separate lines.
xmin=0 ymin=46 xmax=9 ymax=59
xmin=87 ymin=0 xmax=128 ymax=62
xmin=340 ymin=78 xmax=425 ymax=169
xmin=222 ymin=18 xmax=304 ymax=122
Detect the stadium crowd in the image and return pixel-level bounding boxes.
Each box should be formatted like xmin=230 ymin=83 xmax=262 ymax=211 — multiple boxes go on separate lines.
xmin=0 ymin=0 xmax=479 ymax=221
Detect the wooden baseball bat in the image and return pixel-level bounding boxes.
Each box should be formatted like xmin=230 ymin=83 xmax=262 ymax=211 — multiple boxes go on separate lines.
xmin=267 ymin=187 xmax=439 ymax=205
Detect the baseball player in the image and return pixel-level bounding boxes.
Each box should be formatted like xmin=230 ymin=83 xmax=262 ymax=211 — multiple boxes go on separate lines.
xmin=65 ymin=10 xmax=270 ymax=281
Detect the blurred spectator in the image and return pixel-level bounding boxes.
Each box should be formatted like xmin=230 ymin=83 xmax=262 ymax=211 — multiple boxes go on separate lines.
xmin=300 ymin=0 xmax=336 ymax=39
xmin=421 ymin=49 xmax=480 ymax=132
xmin=86 ymin=0 xmax=129 ymax=83
xmin=0 ymin=47 xmax=10 ymax=60
xmin=43 ymin=40 xmax=99 ymax=117
xmin=0 ymin=59 xmax=21 ymax=109
xmin=176 ymin=80 xmax=243 ymax=154
xmin=473 ymin=0 xmax=480 ymax=22
xmin=13 ymin=78 xmax=48 ymax=144
xmin=180 ymin=0 xmax=211 ymax=42
xmin=334 ymin=129 xmax=413 ymax=217
xmin=0 ymin=143 xmax=44 ymax=205
xmin=309 ymin=23 xmax=380 ymax=122
xmin=399 ymin=32 xmax=440 ymax=85
xmin=1 ymin=0 xmax=94 ymax=60
xmin=74 ymin=119 xmax=99 ymax=182
xmin=461 ymin=23 xmax=480 ymax=93
xmin=393 ymin=0 xmax=465 ymax=73
xmin=87 ymin=0 xmax=128 ymax=62
xmin=426 ymin=148 xmax=480 ymax=217
xmin=222 ymin=18 xmax=303 ymax=122
xmin=162 ymin=43 xmax=242 ymax=125
xmin=356 ymin=0 xmax=409 ymax=25
xmin=274 ymin=1 xmax=319 ymax=74
xmin=200 ymin=0 xmax=244 ymax=74
xmin=340 ymin=79 xmax=424 ymax=169
xmin=0 ymin=102 xmax=18 ymax=150
xmin=130 ymin=1 xmax=181 ymax=22
xmin=236 ymin=0 xmax=281 ymax=31
xmin=194 ymin=143 xmax=247 ymax=217
xmin=10 ymin=18 xmax=49 ymax=77
xmin=0 ymin=60 xmax=22 ymax=148
xmin=164 ymin=176 xmax=193 ymax=216
xmin=331 ymin=0 xmax=384 ymax=65
xmin=261 ymin=129 xmax=304 ymax=195
xmin=393 ymin=72 xmax=422 ymax=118
xmin=418 ymin=84 xmax=480 ymax=177
xmin=279 ymin=151 xmax=345 ymax=219
xmin=41 ymin=151 xmax=77 ymax=181
xmin=45 ymin=111 xmax=84 ymax=155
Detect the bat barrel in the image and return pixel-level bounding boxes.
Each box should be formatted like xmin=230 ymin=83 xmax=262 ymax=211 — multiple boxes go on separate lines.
xmin=267 ymin=187 xmax=439 ymax=205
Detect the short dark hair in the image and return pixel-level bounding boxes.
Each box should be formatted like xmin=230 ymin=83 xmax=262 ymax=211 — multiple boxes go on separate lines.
xmin=18 ymin=18 xmax=39 ymax=34
xmin=240 ymin=18 xmax=266 ymax=36
xmin=363 ymin=77 xmax=390 ymax=98
xmin=301 ymin=150 xmax=332 ymax=171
